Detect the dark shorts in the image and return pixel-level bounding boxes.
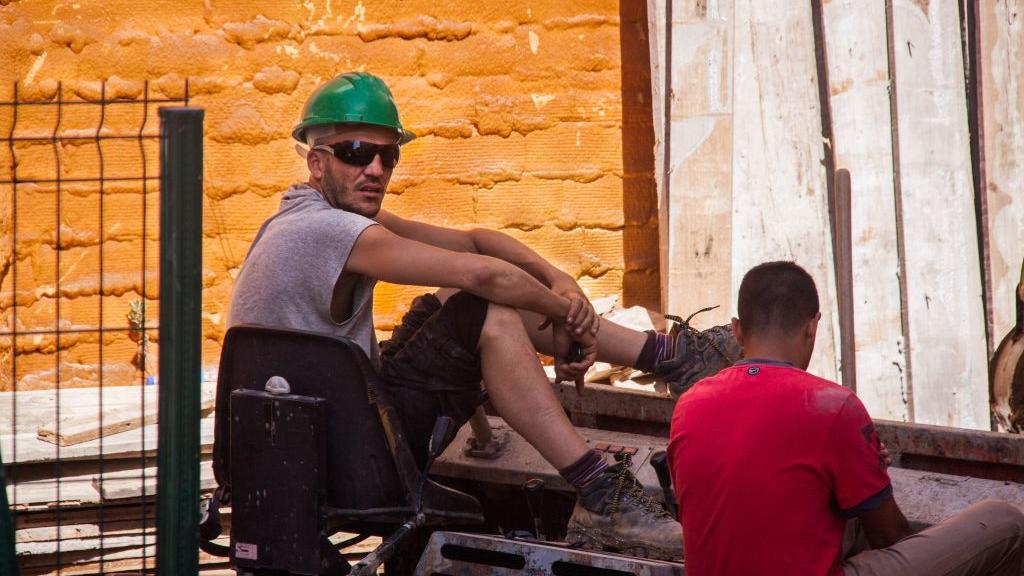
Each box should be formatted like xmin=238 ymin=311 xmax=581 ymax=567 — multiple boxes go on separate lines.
xmin=379 ymin=291 xmax=490 ymax=468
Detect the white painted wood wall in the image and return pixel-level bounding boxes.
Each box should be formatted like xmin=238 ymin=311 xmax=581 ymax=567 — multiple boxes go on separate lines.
xmin=649 ymin=0 xmax=1024 ymax=431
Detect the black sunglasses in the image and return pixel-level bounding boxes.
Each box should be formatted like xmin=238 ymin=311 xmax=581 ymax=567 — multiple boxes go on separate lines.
xmin=315 ymin=140 xmax=401 ymax=168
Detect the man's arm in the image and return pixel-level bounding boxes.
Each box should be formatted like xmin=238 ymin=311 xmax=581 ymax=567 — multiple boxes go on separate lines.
xmin=375 ymin=210 xmax=572 ymax=286
xmin=826 ymin=394 xmax=912 ymax=549
xmin=375 ymin=210 xmax=597 ymax=335
xmin=347 ymin=224 xmax=573 ymax=322
xmin=857 ymin=495 xmax=912 ymax=549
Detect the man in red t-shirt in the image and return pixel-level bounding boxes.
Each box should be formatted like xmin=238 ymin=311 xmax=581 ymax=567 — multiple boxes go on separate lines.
xmin=668 ymin=261 xmax=1024 ymax=576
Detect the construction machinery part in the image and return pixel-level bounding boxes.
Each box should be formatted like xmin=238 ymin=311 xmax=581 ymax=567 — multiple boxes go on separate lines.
xmin=551 ymin=381 xmax=1024 ymax=481
xmin=432 ymin=416 xmax=1024 ymax=532
xmin=413 ymin=531 xmax=684 ymax=576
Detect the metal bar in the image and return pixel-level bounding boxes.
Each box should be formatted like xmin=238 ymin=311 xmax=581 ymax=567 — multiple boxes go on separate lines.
xmin=0 ymin=445 xmax=18 ymax=576
xmin=96 ymin=79 xmax=107 ymax=574
xmin=52 ymin=82 xmax=64 ymax=575
xmin=2 ymin=134 xmax=161 ymax=142
xmin=468 ymin=406 xmax=494 ymax=448
xmin=0 ymin=326 xmax=158 ymax=337
xmin=885 ymin=0 xmax=914 ymax=420
xmin=551 ymin=381 xmax=1024 ymax=471
xmin=659 ymin=0 xmax=673 ymax=313
xmin=0 ymin=98 xmax=186 ymax=107
xmin=139 ymin=80 xmax=151 ymax=567
xmin=0 ymin=176 xmax=160 ymax=185
xmin=810 ymin=0 xmax=840 ymax=279
xmin=960 ymin=0 xmax=994 ymax=359
xmin=8 ymin=81 xmax=19 ymax=511
xmin=835 ymin=169 xmax=857 ymax=391
xmin=155 ymin=106 xmax=204 ymax=576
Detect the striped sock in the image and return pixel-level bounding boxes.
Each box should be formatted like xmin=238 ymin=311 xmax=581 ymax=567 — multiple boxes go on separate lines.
xmin=635 ymin=331 xmax=680 ymax=372
xmin=559 ymin=449 xmax=610 ymax=489
xmin=653 ymin=332 xmax=677 ymax=364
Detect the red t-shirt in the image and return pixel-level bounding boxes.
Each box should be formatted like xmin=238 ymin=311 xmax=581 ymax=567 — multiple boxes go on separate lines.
xmin=667 ymin=361 xmax=890 ymax=576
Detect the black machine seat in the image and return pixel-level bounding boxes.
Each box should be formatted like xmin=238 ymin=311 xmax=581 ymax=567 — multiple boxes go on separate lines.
xmin=209 ymin=325 xmax=483 ymax=575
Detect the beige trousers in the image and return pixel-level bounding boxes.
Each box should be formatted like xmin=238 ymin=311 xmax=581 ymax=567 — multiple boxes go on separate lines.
xmin=842 ymin=500 xmax=1024 ymax=576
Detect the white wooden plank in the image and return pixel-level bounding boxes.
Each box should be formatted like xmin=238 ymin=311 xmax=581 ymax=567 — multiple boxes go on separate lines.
xmin=822 ymin=0 xmax=909 ymax=419
xmin=665 ymin=0 xmax=734 ymax=327
xmin=891 ymin=0 xmax=989 ymax=429
xmin=16 ymin=520 xmax=153 ymax=544
xmin=2 ymin=418 xmax=214 ymax=466
xmin=7 ymin=458 xmax=158 ymax=509
xmin=91 ymin=460 xmax=215 ymax=501
xmin=1 ymin=383 xmax=216 ymax=464
xmin=17 ymin=535 xmax=148 ymax=557
xmin=37 ymin=391 xmax=214 ymax=446
xmin=731 ymin=0 xmax=841 ymax=380
xmin=980 ymin=0 xmax=1024 ymax=344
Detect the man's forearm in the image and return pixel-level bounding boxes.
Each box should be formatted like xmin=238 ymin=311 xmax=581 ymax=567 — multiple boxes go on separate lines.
xmin=468 ymin=228 xmax=565 ymax=286
xmin=469 ymin=255 xmax=570 ymax=319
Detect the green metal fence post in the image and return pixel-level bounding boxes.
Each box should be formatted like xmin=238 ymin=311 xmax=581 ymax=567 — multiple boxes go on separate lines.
xmin=156 ymin=107 xmax=204 ymax=576
xmin=1 ymin=446 xmax=19 ymax=576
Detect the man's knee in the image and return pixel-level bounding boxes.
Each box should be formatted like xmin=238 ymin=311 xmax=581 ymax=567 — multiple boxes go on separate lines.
xmin=480 ymin=301 xmax=528 ymax=342
xmin=967 ymin=500 xmax=1024 ymax=535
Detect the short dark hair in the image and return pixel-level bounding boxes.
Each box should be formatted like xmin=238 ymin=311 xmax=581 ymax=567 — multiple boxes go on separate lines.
xmin=737 ymin=261 xmax=819 ymax=336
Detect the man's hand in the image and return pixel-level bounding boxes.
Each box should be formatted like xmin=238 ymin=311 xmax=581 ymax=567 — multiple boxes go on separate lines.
xmin=552 ymin=322 xmax=597 ymax=394
xmin=879 ymin=441 xmax=893 ymax=467
xmin=548 ymin=274 xmax=599 ymax=338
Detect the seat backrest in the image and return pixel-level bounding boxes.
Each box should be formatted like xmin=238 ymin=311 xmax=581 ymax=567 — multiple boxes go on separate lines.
xmin=213 ymin=324 xmax=406 ymax=511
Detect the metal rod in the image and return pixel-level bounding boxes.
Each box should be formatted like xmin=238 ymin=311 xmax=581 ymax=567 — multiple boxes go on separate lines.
xmin=3 ymin=134 xmax=161 ymax=142
xmin=885 ymin=0 xmax=914 ymax=420
xmin=810 ymin=0 xmax=840 ymax=268
xmin=96 ymin=79 xmax=107 ymax=573
xmin=8 ymin=81 xmax=19 ymax=510
xmin=960 ymin=0 xmax=994 ymax=359
xmin=0 ymin=326 xmax=158 ymax=337
xmin=139 ymin=80 xmax=151 ymax=566
xmin=155 ymin=106 xmax=204 ymax=576
xmin=0 ymin=176 xmax=160 ymax=185
xmin=0 ymin=98 xmax=186 ymax=107
xmin=835 ymin=169 xmax=857 ymax=391
xmin=659 ymin=0 xmax=673 ymax=313
xmin=468 ymin=406 xmax=494 ymax=448
xmin=52 ymin=82 xmax=64 ymax=574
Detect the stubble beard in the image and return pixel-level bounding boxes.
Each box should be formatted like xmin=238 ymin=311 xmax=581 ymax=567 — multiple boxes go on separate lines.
xmin=321 ymin=167 xmax=381 ymax=218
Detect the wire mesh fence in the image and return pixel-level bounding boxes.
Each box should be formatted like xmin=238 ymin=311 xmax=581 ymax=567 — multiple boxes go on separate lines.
xmin=0 ymin=79 xmax=212 ymax=575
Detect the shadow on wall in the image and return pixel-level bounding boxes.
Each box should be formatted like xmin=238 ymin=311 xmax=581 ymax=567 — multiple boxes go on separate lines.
xmin=620 ymin=0 xmax=660 ymax=311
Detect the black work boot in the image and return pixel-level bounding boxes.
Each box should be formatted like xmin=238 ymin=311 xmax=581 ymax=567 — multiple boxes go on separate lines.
xmin=656 ymin=306 xmax=742 ymax=398
xmin=565 ymin=455 xmax=683 ymax=561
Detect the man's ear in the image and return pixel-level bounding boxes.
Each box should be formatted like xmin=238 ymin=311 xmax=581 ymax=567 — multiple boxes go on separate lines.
xmin=805 ymin=311 xmax=821 ymax=341
xmin=731 ymin=317 xmax=744 ymax=348
xmin=307 ymin=149 xmax=324 ymax=179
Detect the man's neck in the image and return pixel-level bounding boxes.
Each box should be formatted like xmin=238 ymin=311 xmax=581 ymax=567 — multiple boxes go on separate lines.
xmin=739 ymin=341 xmax=808 ymax=370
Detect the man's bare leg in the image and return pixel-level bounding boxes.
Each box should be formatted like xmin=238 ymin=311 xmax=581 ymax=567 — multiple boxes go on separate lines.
xmin=517 ymin=308 xmax=647 ymax=366
xmin=429 ymin=291 xmax=683 ymax=560
xmin=518 ymin=304 xmax=741 ymax=398
xmin=477 ymin=301 xmax=590 ymax=469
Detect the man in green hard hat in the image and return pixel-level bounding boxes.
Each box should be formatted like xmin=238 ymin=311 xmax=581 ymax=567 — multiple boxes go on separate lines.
xmin=229 ymin=71 xmax=740 ymax=560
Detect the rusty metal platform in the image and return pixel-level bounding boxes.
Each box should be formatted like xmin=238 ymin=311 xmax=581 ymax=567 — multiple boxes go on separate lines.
xmin=414 ymin=531 xmax=685 ymax=575
xmin=433 ymin=415 xmax=1024 ymax=529
xmin=551 ymin=382 xmax=1024 ymax=482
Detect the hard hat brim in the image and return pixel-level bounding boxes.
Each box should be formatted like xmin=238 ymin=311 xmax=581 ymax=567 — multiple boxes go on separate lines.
xmin=291 ymin=121 xmax=415 ymax=146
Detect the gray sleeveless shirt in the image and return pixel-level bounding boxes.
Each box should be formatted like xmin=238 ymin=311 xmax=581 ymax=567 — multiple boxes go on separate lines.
xmin=227 ymin=184 xmax=380 ymax=366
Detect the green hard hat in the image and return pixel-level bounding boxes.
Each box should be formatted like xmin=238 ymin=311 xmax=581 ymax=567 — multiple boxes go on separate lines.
xmin=292 ymin=72 xmax=415 ymax=145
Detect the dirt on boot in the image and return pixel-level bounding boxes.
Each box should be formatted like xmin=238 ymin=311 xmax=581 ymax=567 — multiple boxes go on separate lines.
xmin=566 ymin=455 xmax=684 ymax=561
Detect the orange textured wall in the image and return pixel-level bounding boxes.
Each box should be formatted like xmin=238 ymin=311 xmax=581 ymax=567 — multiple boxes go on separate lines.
xmin=0 ymin=0 xmax=657 ymax=391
